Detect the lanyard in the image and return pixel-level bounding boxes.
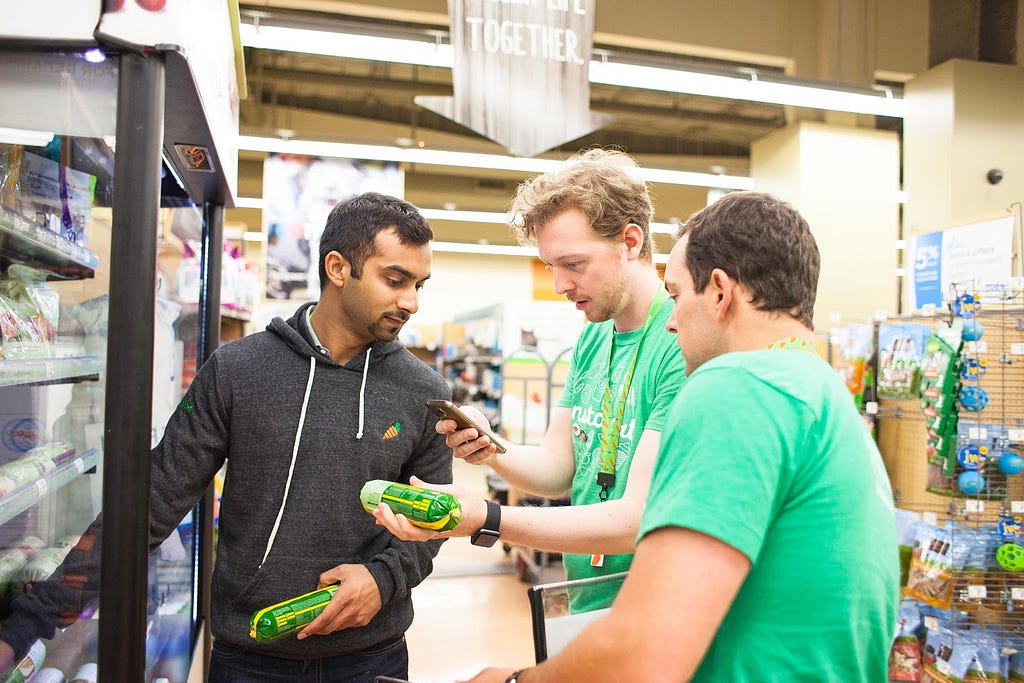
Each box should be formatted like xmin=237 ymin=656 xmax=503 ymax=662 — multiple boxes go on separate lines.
xmin=595 ymin=289 xmax=667 ymax=501
xmin=767 ymin=337 xmax=817 ymax=352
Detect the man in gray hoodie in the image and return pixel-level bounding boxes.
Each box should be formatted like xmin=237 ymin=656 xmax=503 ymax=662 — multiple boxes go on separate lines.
xmin=0 ymin=192 xmax=453 ymax=682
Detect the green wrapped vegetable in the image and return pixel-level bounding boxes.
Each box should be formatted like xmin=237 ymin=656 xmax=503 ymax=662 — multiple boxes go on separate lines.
xmin=360 ymin=480 xmax=461 ymax=531
xmin=249 ymin=584 xmax=338 ymax=642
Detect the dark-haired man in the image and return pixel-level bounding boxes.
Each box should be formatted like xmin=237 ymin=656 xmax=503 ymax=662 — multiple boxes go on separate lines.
xmin=1 ymin=193 xmax=452 ymax=682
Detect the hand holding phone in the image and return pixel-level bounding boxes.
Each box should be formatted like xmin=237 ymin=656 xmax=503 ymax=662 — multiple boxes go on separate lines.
xmin=425 ymin=400 xmax=507 ymax=454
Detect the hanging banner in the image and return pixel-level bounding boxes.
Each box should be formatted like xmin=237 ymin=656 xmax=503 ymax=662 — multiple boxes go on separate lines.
xmin=911 ymin=214 xmax=1016 ymax=309
xmin=416 ymin=0 xmax=611 ymax=157
xmin=262 ymin=154 xmax=404 ymax=300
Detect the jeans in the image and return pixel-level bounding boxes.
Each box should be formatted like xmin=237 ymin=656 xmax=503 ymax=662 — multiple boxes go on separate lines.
xmin=208 ymin=636 xmax=409 ymax=683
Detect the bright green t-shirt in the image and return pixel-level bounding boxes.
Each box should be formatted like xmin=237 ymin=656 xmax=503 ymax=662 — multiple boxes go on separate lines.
xmin=557 ymin=295 xmax=687 ymax=610
xmin=639 ymin=349 xmax=898 ymax=681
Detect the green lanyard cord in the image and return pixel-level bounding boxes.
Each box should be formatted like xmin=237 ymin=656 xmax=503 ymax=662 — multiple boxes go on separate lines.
xmin=596 ymin=289 xmax=667 ymax=501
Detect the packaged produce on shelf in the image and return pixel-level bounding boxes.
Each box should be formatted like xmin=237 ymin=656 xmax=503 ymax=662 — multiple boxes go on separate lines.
xmin=6 ymin=265 xmax=59 ymax=342
xmin=9 ymin=538 xmax=79 ymax=596
xmin=0 ymin=640 xmax=45 ymax=683
xmin=30 ymin=668 xmax=66 ymax=683
xmin=0 ymin=456 xmax=48 ymax=497
xmin=0 ymin=143 xmax=24 ymax=212
xmin=25 ymin=440 xmax=76 ymax=469
xmin=249 ymin=584 xmax=339 ymax=642
xmin=18 ymin=150 xmax=95 ymax=246
xmin=359 ymin=480 xmax=462 ymax=531
xmin=0 ymin=285 xmax=49 ymax=360
xmin=0 ymin=442 xmax=77 ymax=498
xmin=67 ymin=662 xmax=96 ymax=683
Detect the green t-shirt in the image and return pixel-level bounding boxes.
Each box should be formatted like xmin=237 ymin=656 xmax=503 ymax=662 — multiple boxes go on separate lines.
xmin=639 ymin=349 xmax=898 ymax=681
xmin=557 ymin=295 xmax=687 ymax=610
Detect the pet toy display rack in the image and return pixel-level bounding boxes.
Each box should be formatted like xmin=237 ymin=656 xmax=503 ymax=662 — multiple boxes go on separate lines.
xmin=880 ymin=283 xmax=1024 ymax=672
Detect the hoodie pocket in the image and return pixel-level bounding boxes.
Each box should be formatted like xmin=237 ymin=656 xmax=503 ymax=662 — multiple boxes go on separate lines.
xmin=227 ymin=552 xmax=338 ymax=613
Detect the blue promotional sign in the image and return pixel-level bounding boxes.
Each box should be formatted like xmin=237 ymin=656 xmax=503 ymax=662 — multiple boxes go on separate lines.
xmin=913 ymin=230 xmax=943 ymax=309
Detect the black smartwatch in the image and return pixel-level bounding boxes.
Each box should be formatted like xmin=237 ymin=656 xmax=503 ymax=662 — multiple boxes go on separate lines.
xmin=470 ymin=499 xmax=501 ymax=547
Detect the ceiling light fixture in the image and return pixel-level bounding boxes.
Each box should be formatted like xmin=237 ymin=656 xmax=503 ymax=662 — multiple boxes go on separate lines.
xmin=237 ymin=135 xmax=754 ymax=190
xmin=431 ymin=240 xmax=669 ymax=265
xmin=0 ymin=126 xmax=55 ymax=147
xmin=235 ymin=200 xmax=681 ymax=236
xmin=238 ymin=21 xmax=904 ymax=119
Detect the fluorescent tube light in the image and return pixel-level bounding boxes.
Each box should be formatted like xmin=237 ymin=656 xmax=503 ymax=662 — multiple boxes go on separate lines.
xmin=420 ymin=209 xmax=514 ymax=224
xmin=588 ymin=62 xmax=904 ymax=118
xmin=239 ymin=21 xmax=904 ymax=119
xmin=239 ymin=23 xmax=454 ymax=68
xmin=237 ymin=135 xmax=754 ymax=190
xmin=234 ymin=196 xmax=267 ymax=210
xmin=0 ymin=127 xmax=55 ymax=147
xmin=237 ymin=200 xmax=680 ymax=235
xmin=432 ymin=240 xmax=669 ymax=265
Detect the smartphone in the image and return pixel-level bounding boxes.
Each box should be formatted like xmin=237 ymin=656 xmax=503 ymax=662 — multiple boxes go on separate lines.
xmin=425 ymin=399 xmax=507 ymax=454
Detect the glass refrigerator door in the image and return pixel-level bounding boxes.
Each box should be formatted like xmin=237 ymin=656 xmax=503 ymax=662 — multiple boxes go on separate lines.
xmin=0 ymin=47 xmax=196 ymax=681
xmin=0 ymin=47 xmax=116 ymax=681
xmin=148 ymin=206 xmax=203 ymax=682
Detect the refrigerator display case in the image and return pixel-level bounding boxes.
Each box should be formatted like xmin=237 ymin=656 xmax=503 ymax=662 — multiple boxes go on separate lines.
xmin=0 ymin=1 xmax=239 ymax=680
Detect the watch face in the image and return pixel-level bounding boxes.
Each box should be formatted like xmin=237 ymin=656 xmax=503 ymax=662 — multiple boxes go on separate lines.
xmin=471 ymin=529 xmax=500 ymax=548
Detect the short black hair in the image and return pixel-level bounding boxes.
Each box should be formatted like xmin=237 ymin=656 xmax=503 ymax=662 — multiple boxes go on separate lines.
xmin=318 ymin=192 xmax=433 ymax=290
xmin=677 ymin=191 xmax=820 ymax=328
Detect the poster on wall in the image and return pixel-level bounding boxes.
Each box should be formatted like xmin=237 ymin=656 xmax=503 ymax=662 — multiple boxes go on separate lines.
xmin=263 ymin=154 xmax=404 ymax=299
xmin=911 ymin=214 xmax=1016 ymax=310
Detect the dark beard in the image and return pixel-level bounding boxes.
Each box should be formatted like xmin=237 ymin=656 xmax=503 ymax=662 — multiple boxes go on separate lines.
xmin=368 ymin=311 xmax=408 ymax=341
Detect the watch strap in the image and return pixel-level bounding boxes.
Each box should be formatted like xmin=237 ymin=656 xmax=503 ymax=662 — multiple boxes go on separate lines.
xmin=470 ymin=499 xmax=501 ymax=546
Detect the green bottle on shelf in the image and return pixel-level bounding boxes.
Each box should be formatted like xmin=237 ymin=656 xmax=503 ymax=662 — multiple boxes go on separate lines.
xmin=249 ymin=584 xmax=339 ymax=642
xmin=359 ymin=480 xmax=461 ymax=531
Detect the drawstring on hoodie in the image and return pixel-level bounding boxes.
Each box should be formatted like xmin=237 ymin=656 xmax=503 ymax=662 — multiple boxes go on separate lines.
xmin=356 ymin=347 xmax=370 ymax=439
xmin=259 ymin=355 xmax=317 ymax=569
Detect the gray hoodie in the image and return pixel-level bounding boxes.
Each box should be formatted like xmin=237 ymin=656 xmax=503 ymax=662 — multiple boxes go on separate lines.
xmin=1 ymin=302 xmax=453 ymax=661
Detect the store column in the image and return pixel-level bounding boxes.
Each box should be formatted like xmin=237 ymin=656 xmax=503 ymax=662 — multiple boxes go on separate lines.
xmin=749 ymin=121 xmax=901 ymax=329
xmin=902 ymin=59 xmax=1024 ymax=240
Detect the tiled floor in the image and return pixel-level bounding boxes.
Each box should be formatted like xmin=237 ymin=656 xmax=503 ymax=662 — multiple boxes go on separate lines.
xmin=405 ymin=461 xmax=557 ymax=683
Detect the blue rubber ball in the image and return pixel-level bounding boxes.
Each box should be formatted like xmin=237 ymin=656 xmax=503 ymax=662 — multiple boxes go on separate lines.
xmin=959 ymin=385 xmax=989 ymax=412
xmin=963 ymin=320 xmax=985 ymax=342
xmin=999 ymin=452 xmax=1024 ymax=476
xmin=958 ymin=470 xmax=986 ymax=494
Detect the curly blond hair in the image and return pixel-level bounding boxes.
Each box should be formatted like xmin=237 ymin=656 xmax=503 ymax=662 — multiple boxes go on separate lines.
xmin=509 ymin=148 xmax=655 ymax=262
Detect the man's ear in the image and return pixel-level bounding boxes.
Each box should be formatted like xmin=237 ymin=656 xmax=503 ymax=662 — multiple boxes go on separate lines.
xmin=621 ymin=223 xmax=645 ymax=260
xmin=323 ymin=251 xmax=348 ymax=287
xmin=710 ymin=269 xmax=734 ymax=320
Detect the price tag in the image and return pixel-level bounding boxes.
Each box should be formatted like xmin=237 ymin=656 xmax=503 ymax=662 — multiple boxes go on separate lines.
xmin=923 ymin=511 xmax=938 ymax=525
xmin=924 ymin=616 xmax=939 ymax=631
xmin=1013 ymin=587 xmax=1024 ymax=601
xmin=966 ymin=499 xmax=985 ymax=513
xmin=968 ymin=427 xmax=989 ymax=440
xmin=1012 ymin=501 xmax=1024 ymax=514
xmin=1009 ymin=429 xmax=1024 ymax=442
xmin=865 ymin=401 xmax=878 ymax=415
xmin=936 ymin=659 xmax=953 ymax=676
xmin=34 ymin=479 xmax=48 ymax=496
xmin=1011 ymin=343 xmax=1024 ymax=355
xmin=74 ymin=458 xmax=85 ymax=474
xmin=967 ymin=584 xmax=988 ymax=599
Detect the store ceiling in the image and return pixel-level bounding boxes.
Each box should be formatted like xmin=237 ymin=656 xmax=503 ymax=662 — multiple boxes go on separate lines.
xmin=231 ymin=1 xmax=904 ymax=247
